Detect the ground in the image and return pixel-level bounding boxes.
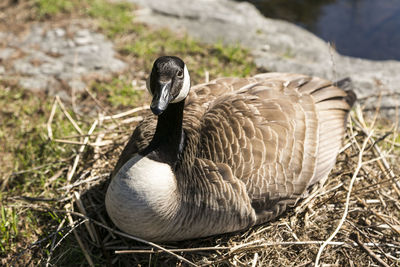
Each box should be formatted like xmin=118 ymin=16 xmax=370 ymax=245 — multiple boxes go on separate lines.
xmin=0 ymin=0 xmax=399 ymax=266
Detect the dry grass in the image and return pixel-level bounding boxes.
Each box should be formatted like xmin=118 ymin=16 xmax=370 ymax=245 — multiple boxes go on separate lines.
xmin=5 ymin=91 xmax=400 ymax=266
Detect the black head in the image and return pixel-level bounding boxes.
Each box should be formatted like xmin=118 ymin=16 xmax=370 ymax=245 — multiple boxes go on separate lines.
xmin=147 ymin=56 xmax=191 ymax=115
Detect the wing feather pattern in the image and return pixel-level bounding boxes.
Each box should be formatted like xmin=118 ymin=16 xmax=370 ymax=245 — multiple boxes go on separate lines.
xmin=183 ymin=73 xmax=354 ymax=225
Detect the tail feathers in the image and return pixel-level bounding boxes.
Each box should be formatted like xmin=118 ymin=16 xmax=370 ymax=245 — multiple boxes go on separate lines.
xmin=298 ymin=77 xmax=356 ymax=111
xmin=307 ymin=77 xmax=356 ymax=186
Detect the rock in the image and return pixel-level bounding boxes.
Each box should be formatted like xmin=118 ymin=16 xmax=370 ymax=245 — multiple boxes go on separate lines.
xmin=127 ymin=0 xmax=400 ymax=122
xmin=0 ymin=48 xmax=15 ymax=60
xmin=74 ymin=29 xmax=94 ymax=45
xmin=53 ymin=90 xmax=72 ymax=103
xmin=19 ymin=75 xmax=57 ymax=94
xmin=13 ymin=60 xmax=41 ymax=75
xmin=67 ymin=79 xmax=87 ymax=92
xmin=1 ymin=22 xmax=127 ymax=101
xmin=54 ymin=28 xmax=66 ymax=37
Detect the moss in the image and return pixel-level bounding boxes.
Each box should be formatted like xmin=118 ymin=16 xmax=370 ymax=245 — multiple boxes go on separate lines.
xmin=92 ymin=76 xmax=145 ymax=107
xmin=87 ymin=0 xmax=136 ymax=37
xmin=282 ymin=47 xmax=295 ymax=59
xmin=35 ymin=0 xmax=76 ymax=18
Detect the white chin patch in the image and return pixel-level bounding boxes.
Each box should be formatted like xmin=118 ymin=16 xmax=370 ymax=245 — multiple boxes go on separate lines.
xmin=171 ymin=65 xmax=190 ymax=103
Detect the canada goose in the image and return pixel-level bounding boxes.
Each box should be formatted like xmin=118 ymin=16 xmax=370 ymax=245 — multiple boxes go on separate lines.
xmin=105 ymin=56 xmax=356 ymax=242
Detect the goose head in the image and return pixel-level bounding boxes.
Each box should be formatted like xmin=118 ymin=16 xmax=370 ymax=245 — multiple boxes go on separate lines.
xmin=147 ymin=56 xmax=191 ymax=115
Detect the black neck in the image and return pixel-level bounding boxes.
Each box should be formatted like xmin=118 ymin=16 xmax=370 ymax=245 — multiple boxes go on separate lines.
xmin=144 ymin=101 xmax=185 ymax=165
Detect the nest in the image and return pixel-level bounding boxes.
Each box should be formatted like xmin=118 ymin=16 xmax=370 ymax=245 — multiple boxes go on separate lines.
xmin=10 ymin=97 xmax=400 ymax=266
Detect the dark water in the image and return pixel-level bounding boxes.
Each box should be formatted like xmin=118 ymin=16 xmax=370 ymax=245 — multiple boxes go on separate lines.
xmin=236 ymin=0 xmax=400 ymax=61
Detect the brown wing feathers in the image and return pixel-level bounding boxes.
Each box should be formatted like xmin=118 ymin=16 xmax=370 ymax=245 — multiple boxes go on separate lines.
xmin=189 ymin=73 xmax=354 ymax=222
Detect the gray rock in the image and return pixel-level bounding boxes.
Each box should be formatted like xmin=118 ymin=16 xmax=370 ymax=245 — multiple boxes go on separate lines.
xmin=41 ymin=61 xmax=64 ymax=75
xmin=55 ymin=28 xmax=66 ymax=37
xmin=0 ymin=48 xmax=15 ymax=60
xmin=127 ymin=0 xmax=400 ymax=122
xmin=67 ymin=79 xmax=87 ymax=92
xmin=13 ymin=60 xmax=41 ymax=75
xmin=74 ymin=29 xmax=94 ymax=45
xmin=2 ymin=22 xmax=127 ymax=100
xmin=57 ymin=72 xmax=80 ymax=83
xmin=54 ymin=90 xmax=72 ymax=102
xmin=19 ymin=75 xmax=52 ymax=94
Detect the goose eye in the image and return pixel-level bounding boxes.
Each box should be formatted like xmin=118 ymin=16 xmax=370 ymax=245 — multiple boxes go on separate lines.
xmin=177 ymin=70 xmax=184 ymax=79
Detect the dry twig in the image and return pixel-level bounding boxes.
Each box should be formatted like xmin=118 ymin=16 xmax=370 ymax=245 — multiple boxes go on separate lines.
xmin=67 ymin=119 xmax=98 ymax=182
xmin=351 ymin=233 xmax=390 ymax=267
